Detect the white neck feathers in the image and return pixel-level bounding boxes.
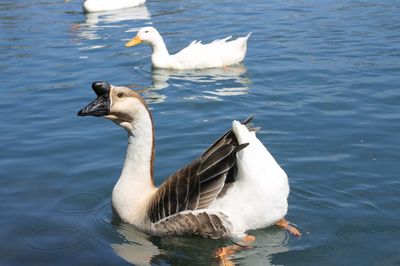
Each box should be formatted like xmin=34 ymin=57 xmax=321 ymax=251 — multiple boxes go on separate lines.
xmin=147 ymin=35 xmax=170 ymax=68
xmin=112 ymin=102 xmax=156 ymax=225
xmin=149 ymin=35 xmax=169 ymax=56
xmin=121 ymin=108 xmax=154 ymax=183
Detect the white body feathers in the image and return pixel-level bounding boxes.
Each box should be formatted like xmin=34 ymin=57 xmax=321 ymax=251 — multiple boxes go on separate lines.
xmin=209 ymin=121 xmax=289 ymax=237
xmin=156 ymin=35 xmax=251 ymax=70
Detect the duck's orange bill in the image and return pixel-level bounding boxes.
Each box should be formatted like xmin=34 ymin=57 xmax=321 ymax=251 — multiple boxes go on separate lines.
xmin=125 ymin=36 xmax=142 ymax=47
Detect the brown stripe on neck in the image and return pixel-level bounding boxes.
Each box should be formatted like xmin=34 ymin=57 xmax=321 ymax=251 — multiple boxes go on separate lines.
xmin=148 ymin=108 xmax=155 ymax=187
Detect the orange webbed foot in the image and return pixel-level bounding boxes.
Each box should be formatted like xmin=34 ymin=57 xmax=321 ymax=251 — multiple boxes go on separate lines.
xmin=215 ymin=235 xmax=255 ymax=266
xmin=275 ymin=218 xmax=302 ymax=236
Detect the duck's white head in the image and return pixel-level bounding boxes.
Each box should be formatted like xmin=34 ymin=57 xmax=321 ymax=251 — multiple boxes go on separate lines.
xmin=78 ymin=81 xmax=151 ymax=132
xmin=125 ymin=26 xmax=163 ymax=48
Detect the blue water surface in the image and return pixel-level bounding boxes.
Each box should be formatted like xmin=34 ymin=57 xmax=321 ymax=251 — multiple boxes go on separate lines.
xmin=1 ymin=0 xmax=399 ymax=265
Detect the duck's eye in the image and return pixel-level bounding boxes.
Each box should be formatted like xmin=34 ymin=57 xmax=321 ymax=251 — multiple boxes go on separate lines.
xmin=117 ymin=92 xmax=124 ymax=98
xmin=145 ymin=30 xmax=149 ymax=33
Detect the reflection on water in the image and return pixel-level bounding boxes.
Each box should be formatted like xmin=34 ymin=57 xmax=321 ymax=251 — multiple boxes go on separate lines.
xmin=152 ymin=64 xmax=250 ymax=90
xmin=111 ymin=224 xmax=161 ymax=266
xmin=25 ymin=201 xmax=290 ymax=265
xmin=144 ymin=64 xmax=251 ymax=103
xmin=74 ymin=5 xmax=151 ymax=41
xmin=234 ymin=229 xmax=290 ymax=265
xmin=111 ymin=224 xmax=290 ymax=265
xmin=84 ymin=5 xmax=151 ymax=26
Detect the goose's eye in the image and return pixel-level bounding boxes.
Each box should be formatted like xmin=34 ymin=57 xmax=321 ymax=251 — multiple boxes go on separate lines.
xmin=145 ymin=30 xmax=149 ymax=33
xmin=117 ymin=92 xmax=124 ymax=98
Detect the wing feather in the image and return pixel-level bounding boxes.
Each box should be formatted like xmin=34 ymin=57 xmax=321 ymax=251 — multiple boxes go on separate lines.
xmin=147 ymin=116 xmax=254 ymax=223
xmin=152 ymin=211 xmax=232 ymax=239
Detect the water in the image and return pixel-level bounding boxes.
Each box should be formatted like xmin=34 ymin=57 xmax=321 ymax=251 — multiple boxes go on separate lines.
xmin=1 ymin=0 xmax=399 ymax=265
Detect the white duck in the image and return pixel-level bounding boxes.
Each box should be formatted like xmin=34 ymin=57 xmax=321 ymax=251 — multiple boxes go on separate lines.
xmin=82 ymin=0 xmax=145 ymax=13
xmin=78 ymin=82 xmax=300 ymax=258
xmin=125 ymin=27 xmax=251 ymax=70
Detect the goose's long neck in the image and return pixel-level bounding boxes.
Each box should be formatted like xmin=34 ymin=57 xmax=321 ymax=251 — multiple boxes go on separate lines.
xmin=120 ymin=109 xmax=155 ymax=188
xmin=112 ymin=104 xmax=156 ymax=225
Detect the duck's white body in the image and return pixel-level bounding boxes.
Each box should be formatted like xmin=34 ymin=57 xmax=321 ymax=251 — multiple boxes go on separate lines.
xmin=125 ymin=27 xmax=250 ymax=70
xmin=83 ymin=0 xmax=145 ymax=13
xmin=78 ymin=82 xmax=290 ymax=239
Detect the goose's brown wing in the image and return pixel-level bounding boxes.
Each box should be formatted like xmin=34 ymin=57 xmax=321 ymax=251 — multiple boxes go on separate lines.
xmin=152 ymin=211 xmax=232 ymax=239
xmin=147 ymin=116 xmax=254 ymax=223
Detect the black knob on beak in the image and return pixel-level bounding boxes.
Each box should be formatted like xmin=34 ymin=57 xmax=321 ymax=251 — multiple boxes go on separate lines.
xmin=78 ymin=81 xmax=111 ymax=117
xmin=92 ymin=81 xmax=110 ymax=97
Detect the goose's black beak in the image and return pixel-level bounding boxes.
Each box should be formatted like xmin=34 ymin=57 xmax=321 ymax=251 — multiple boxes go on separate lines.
xmin=77 ymin=81 xmax=111 ymax=117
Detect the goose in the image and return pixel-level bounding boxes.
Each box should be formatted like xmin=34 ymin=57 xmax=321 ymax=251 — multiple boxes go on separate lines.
xmin=82 ymin=0 xmax=146 ymax=13
xmin=124 ymin=27 xmax=251 ymax=70
xmin=77 ymin=81 xmax=300 ymax=259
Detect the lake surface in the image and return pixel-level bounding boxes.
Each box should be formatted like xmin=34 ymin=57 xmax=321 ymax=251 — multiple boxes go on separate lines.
xmin=1 ymin=0 xmax=399 ymax=265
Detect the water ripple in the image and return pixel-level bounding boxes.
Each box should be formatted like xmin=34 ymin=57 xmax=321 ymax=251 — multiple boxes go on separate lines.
xmin=53 ymin=192 xmax=107 ymax=213
xmin=25 ymin=214 xmax=90 ymax=251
